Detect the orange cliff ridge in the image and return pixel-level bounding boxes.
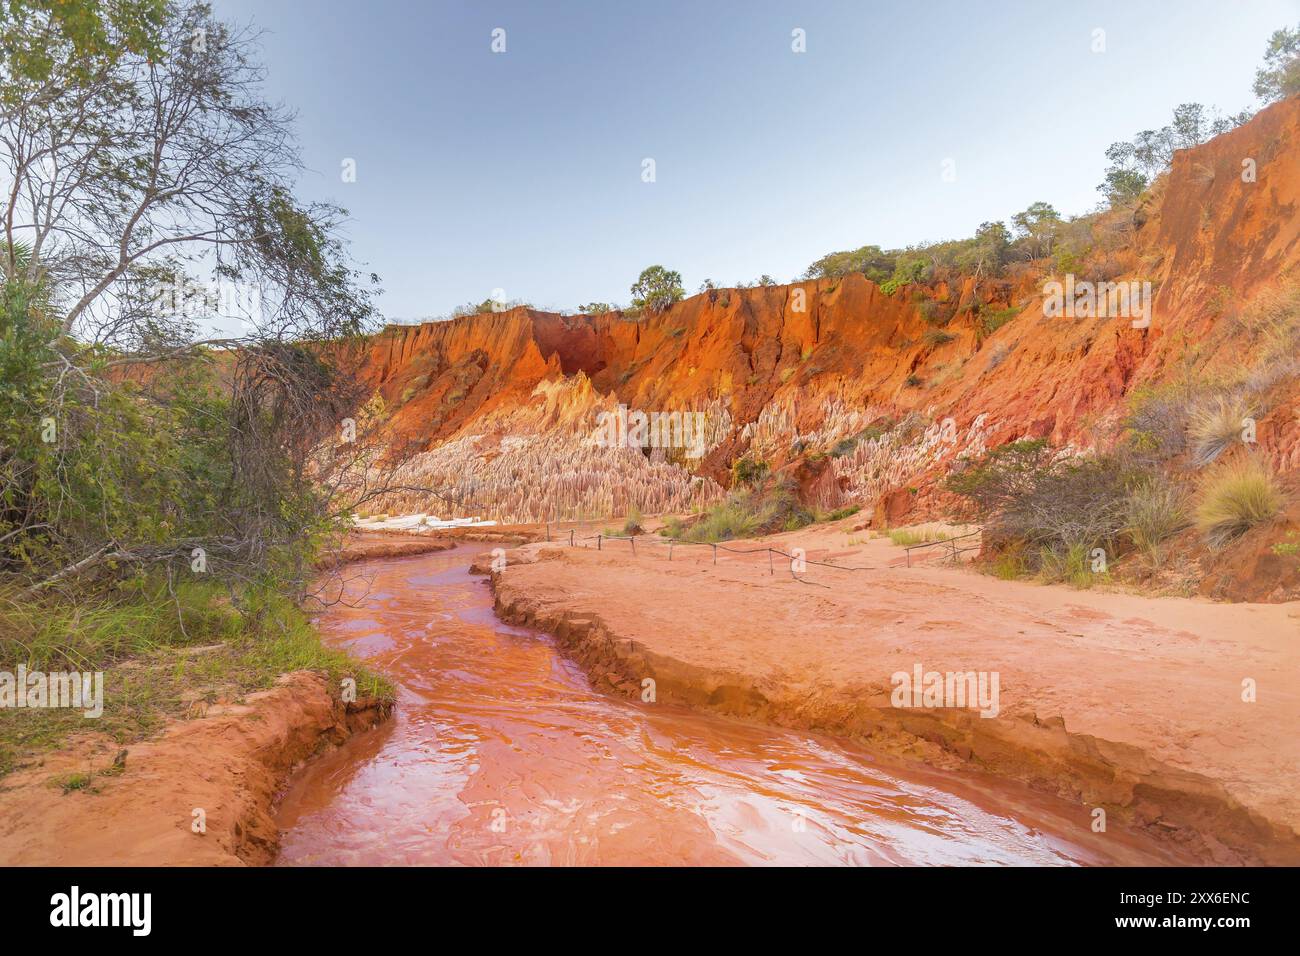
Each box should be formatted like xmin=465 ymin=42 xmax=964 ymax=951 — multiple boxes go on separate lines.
xmin=350 ymin=98 xmax=1300 ymax=561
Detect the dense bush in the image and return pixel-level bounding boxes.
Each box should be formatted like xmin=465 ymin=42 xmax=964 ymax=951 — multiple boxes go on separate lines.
xmin=804 ymin=245 xmax=895 ymax=283
xmin=947 ymin=440 xmax=1157 ymax=576
xmin=0 ymin=1 xmax=400 ymax=769
xmin=731 ymin=455 xmax=770 ymax=486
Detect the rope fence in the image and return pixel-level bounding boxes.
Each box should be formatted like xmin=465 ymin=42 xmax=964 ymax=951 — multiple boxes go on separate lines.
xmin=551 ymin=526 xmax=981 ymax=587
xmin=902 ymin=529 xmax=982 ymax=568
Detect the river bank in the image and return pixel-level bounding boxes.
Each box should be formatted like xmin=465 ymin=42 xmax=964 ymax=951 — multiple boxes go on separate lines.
xmin=0 ymin=672 xmax=387 ymax=865
xmin=484 ymin=524 xmax=1300 ymax=865
xmin=0 ymin=532 xmax=414 ymax=866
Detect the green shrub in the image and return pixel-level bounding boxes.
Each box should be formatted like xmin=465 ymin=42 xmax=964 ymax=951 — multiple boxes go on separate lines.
xmin=948 ymin=440 xmax=1143 ymax=566
xmin=731 ymin=456 xmax=769 ymax=486
xmin=923 ymin=329 xmax=956 ymax=347
xmin=803 ymin=245 xmax=895 ymax=283
xmin=978 ymin=305 xmax=1018 ymax=337
xmin=1124 ymin=381 xmax=1196 ymax=459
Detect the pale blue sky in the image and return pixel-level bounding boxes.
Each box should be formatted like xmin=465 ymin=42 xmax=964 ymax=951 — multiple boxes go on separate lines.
xmin=214 ymin=0 xmax=1299 ymax=322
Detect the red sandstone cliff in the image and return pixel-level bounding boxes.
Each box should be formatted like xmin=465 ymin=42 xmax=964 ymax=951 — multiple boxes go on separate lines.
xmin=354 ymin=98 xmax=1300 ymax=553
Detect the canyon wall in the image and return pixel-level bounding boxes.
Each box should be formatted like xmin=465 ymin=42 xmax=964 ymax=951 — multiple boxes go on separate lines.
xmin=355 ymin=98 xmax=1300 ymax=527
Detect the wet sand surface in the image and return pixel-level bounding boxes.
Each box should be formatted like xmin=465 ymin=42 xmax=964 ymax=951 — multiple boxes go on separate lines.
xmin=275 ymin=547 xmax=1183 ymax=866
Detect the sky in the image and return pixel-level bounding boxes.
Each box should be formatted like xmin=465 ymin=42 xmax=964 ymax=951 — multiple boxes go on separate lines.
xmin=213 ymin=0 xmax=1300 ymax=323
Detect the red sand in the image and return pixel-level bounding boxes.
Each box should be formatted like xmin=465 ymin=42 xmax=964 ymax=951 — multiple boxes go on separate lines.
xmin=487 ymin=523 xmax=1300 ymax=865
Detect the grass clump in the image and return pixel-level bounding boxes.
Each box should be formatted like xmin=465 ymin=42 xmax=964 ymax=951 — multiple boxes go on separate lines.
xmin=991 ymin=542 xmax=1028 ymax=580
xmin=1188 ymin=395 xmax=1254 ymax=467
xmin=1195 ymin=457 xmax=1283 ymax=549
xmin=666 ymin=478 xmax=812 ymax=544
xmin=816 ymin=505 xmax=861 ymax=522
xmin=888 ymin=527 xmax=943 ymax=546
xmin=1124 ymin=476 xmax=1190 ymax=566
xmin=603 ymin=505 xmax=644 ymax=537
xmin=1036 ymin=542 xmax=1104 ymax=588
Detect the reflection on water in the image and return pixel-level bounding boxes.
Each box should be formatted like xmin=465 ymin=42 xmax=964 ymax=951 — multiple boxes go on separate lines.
xmin=275 ymin=547 xmax=1175 ymax=866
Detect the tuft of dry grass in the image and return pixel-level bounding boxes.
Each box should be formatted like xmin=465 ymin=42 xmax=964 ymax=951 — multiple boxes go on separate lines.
xmin=1188 ymin=394 xmax=1253 ymax=468
xmin=1195 ymin=457 xmax=1283 ymax=550
xmin=1124 ymin=477 xmax=1190 ymax=566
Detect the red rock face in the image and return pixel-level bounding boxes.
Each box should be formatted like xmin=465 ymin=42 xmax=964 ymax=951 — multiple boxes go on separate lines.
xmin=355 ymin=98 xmax=1300 ymax=527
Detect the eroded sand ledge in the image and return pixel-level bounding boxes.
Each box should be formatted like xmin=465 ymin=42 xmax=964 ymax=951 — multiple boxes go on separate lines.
xmin=483 ymin=533 xmax=1300 ymax=866
xmin=0 ymin=673 xmax=388 ymax=866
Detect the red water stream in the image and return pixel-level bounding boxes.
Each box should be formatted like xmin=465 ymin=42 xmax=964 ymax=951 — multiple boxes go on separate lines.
xmin=275 ymin=547 xmax=1181 ymax=866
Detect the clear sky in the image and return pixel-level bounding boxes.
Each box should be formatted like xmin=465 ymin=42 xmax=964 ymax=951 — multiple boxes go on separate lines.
xmin=213 ymin=0 xmax=1299 ymax=323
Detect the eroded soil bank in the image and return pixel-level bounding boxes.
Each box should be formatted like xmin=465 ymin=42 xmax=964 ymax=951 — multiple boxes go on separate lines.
xmin=275 ymin=545 xmax=1188 ymax=865
xmin=487 ymin=525 xmax=1300 ymax=865
xmin=0 ymin=673 xmax=387 ymax=865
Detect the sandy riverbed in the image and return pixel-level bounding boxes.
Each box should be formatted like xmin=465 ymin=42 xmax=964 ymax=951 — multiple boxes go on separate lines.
xmin=485 ymin=521 xmax=1300 ymax=865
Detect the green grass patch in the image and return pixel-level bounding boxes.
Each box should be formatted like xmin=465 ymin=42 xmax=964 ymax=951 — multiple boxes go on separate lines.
xmin=887 ymin=527 xmax=944 ymax=546
xmin=978 ymin=305 xmax=1019 ymax=337
xmin=816 ymin=505 xmax=861 ymax=522
xmin=663 ymin=479 xmax=813 ymax=544
xmin=0 ymin=579 xmax=393 ymax=777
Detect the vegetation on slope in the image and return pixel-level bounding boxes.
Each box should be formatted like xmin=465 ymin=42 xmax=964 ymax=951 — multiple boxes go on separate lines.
xmin=0 ymin=0 xmax=403 ymax=772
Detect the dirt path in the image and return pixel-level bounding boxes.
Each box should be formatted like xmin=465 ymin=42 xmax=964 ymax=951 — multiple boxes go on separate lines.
xmin=487 ymin=525 xmax=1300 ymax=865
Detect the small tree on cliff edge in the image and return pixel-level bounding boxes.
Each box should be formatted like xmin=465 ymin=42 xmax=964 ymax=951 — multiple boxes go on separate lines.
xmin=630 ymin=265 xmax=685 ymax=314
xmin=1254 ymin=24 xmax=1300 ymax=103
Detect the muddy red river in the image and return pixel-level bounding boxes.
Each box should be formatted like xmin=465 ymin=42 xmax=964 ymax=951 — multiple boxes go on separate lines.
xmin=275 ymin=547 xmax=1182 ymax=866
